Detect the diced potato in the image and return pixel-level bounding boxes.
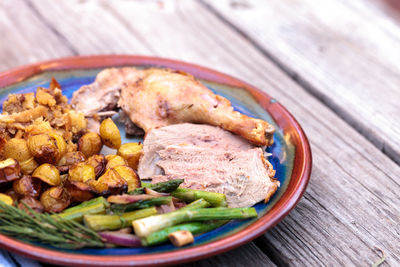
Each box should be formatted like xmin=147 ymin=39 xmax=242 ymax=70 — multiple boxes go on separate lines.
xmin=0 ymin=158 xmax=22 ymax=183
xmin=32 ymin=163 xmax=61 ymax=186
xmin=4 ymin=138 xmax=32 ymax=162
xmin=105 ymin=155 xmax=128 ymax=169
xmin=117 ymin=142 xmax=143 ymax=170
xmin=64 ymin=181 xmax=94 ymax=203
xmin=40 ymin=186 xmax=71 ymax=213
xmin=99 ymin=118 xmax=121 ymax=149
xmin=86 ymin=154 xmax=106 ymax=178
xmin=19 ymin=157 xmax=38 ymax=175
xmin=68 ymin=163 xmax=95 ymax=183
xmin=19 ymin=196 xmax=44 ymax=213
xmin=58 ymin=151 xmax=86 ymax=166
xmin=88 ymin=169 xmax=127 ymax=195
xmin=113 ymin=165 xmax=141 ymax=192
xmin=78 ymin=132 xmax=103 ymax=158
xmin=27 ymin=134 xmax=60 ymax=164
xmin=13 ymin=175 xmax=42 ymax=198
xmin=50 ymin=133 xmax=68 ymax=160
xmin=0 ymin=193 xmax=13 ymax=206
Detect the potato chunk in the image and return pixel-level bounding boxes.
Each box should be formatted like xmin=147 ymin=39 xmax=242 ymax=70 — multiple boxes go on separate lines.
xmin=117 ymin=142 xmax=143 ymax=170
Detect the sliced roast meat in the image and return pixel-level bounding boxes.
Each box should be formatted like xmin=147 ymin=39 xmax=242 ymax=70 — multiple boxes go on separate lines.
xmin=152 ymin=145 xmax=278 ymax=208
xmin=137 ymin=123 xmax=253 ymax=179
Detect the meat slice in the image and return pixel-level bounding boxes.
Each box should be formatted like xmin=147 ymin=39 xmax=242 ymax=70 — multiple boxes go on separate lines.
xmin=71 ymin=67 xmax=145 ymax=116
xmin=137 ymin=123 xmax=253 ymax=179
xmin=151 ymin=145 xmax=278 ymax=208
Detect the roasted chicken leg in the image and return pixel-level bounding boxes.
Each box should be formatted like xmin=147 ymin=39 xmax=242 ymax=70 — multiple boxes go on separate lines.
xmin=72 ymin=67 xmax=275 ymax=146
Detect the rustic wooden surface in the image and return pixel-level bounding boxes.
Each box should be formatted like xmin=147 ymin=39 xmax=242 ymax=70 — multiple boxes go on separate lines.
xmin=0 ymin=0 xmax=399 ymax=266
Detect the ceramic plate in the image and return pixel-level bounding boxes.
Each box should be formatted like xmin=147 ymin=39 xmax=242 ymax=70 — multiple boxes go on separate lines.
xmin=0 ymin=55 xmax=311 ymax=266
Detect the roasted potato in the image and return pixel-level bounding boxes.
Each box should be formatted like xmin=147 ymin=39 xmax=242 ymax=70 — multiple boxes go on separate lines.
xmin=4 ymin=138 xmax=32 ymax=162
xmin=112 ymin=165 xmax=140 ymax=192
xmin=13 ymin=175 xmax=42 ymax=198
xmin=32 ymin=163 xmax=61 ymax=186
xmin=117 ymin=142 xmax=143 ymax=170
xmin=19 ymin=157 xmax=39 ymax=175
xmin=68 ymin=163 xmax=95 ymax=183
xmin=0 ymin=158 xmax=22 ymax=183
xmin=78 ymin=132 xmax=103 ymax=158
xmin=99 ymin=118 xmax=121 ymax=149
xmin=5 ymin=188 xmax=18 ymax=203
xmin=88 ymin=169 xmax=127 ymax=195
xmin=19 ymin=196 xmax=44 ymax=213
xmin=40 ymin=186 xmax=71 ymax=213
xmin=105 ymin=155 xmax=127 ymax=169
xmin=86 ymin=154 xmax=106 ymax=177
xmin=0 ymin=193 xmax=14 ymax=206
xmin=58 ymin=151 xmax=86 ymax=166
xmin=27 ymin=134 xmax=60 ymax=164
xmin=64 ymin=180 xmax=94 ymax=203
xmin=50 ymin=133 xmax=67 ymax=159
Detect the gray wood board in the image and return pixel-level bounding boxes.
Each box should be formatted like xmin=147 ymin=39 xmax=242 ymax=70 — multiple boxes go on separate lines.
xmin=203 ymin=0 xmax=400 ymax=165
xmin=0 ymin=0 xmax=399 ymax=266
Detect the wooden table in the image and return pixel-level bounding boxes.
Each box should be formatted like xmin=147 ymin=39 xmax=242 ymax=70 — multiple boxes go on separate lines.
xmin=0 ymin=0 xmax=399 ymax=266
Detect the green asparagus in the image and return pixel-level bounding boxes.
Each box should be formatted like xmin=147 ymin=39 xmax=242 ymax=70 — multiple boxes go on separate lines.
xmin=129 ymin=179 xmax=184 ymax=195
xmin=141 ymin=220 xmax=227 ymax=246
xmin=84 ymin=207 xmax=158 ymax=231
xmin=180 ymin=198 xmax=210 ymax=210
xmin=111 ymin=196 xmax=173 ymax=214
xmin=133 ymin=207 xmax=257 ymax=237
xmin=171 ymin=188 xmax=227 ymax=207
xmin=52 ymin=197 xmax=109 ymax=222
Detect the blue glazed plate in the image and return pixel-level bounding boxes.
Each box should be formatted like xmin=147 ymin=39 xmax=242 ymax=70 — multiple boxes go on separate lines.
xmin=0 ymin=56 xmax=311 ymax=266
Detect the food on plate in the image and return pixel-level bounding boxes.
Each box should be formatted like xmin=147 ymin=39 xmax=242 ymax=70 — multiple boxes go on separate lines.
xmin=71 ymin=67 xmax=274 ymax=146
xmin=0 ymin=66 xmax=279 ymax=249
xmin=137 ymin=123 xmax=278 ymax=208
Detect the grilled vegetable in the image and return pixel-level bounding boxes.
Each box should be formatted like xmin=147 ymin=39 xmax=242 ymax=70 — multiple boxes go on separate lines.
xmin=78 ymin=132 xmax=103 ymax=158
xmin=100 ymin=118 xmax=121 ymax=149
xmin=32 ymin=163 xmax=61 ymax=186
xmin=40 ymin=186 xmax=71 ymax=213
xmin=86 ymin=154 xmax=106 ymax=177
xmin=111 ymin=196 xmax=173 ymax=214
xmin=133 ymin=207 xmax=257 ymax=237
xmin=68 ymin=163 xmax=95 ymax=183
xmin=129 ymin=179 xmax=183 ymax=195
xmin=0 ymin=158 xmax=22 ymax=183
xmin=168 ymin=230 xmax=194 ymax=247
xmin=112 ymin=165 xmax=140 ymax=192
xmin=53 ymin=196 xmax=108 ymax=222
xmin=171 ymin=188 xmax=227 ymax=207
xmin=142 ymin=221 xmax=226 ymax=246
xmin=83 ymin=207 xmax=157 ymax=231
xmin=105 ymin=155 xmax=127 ymax=169
xmin=13 ymin=175 xmax=42 ymax=198
xmin=117 ymin=142 xmax=143 ymax=170
xmin=98 ymin=231 xmax=141 ymax=247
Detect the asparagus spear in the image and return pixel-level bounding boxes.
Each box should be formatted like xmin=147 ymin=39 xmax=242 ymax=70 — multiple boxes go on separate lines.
xmin=141 ymin=220 xmax=227 ymax=246
xmin=171 ymin=188 xmax=227 ymax=207
xmin=84 ymin=207 xmax=157 ymax=231
xmin=111 ymin=196 xmax=173 ymax=214
xmin=129 ymin=179 xmax=183 ymax=195
xmin=52 ymin=197 xmax=109 ymax=222
xmin=180 ymin=198 xmax=210 ymax=210
xmin=133 ymin=207 xmax=257 ymax=237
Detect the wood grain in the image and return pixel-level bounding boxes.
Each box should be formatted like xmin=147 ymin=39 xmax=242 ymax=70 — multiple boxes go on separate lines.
xmin=0 ymin=0 xmax=399 ymax=266
xmin=203 ymin=0 xmax=400 ymax=165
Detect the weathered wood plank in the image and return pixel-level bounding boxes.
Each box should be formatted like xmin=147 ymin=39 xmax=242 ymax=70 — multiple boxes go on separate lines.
xmin=0 ymin=0 xmax=72 ymax=71
xmin=1 ymin=0 xmax=399 ymax=266
xmin=203 ymin=0 xmax=400 ymax=164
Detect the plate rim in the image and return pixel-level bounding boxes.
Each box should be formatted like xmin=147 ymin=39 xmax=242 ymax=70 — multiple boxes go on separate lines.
xmin=0 ymin=55 xmax=312 ymax=266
